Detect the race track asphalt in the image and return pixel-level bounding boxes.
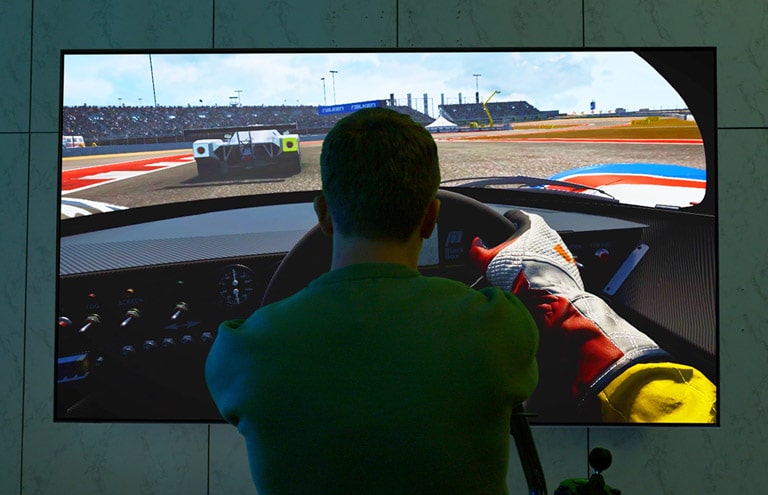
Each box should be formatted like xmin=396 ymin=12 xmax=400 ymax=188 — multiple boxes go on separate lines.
xmin=60 ymin=118 xmax=706 ymax=210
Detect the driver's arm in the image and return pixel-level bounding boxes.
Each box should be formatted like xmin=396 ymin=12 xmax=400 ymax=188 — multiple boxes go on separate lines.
xmin=469 ymin=209 xmax=716 ymax=423
xmin=205 ymin=318 xmax=248 ymax=426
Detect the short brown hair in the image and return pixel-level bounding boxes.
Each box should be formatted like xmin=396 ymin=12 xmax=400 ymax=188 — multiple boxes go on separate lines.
xmin=320 ymin=107 xmax=441 ymax=242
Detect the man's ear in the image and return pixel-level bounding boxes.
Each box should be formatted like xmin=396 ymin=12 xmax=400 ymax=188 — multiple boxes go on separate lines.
xmin=420 ymin=197 xmax=441 ymax=239
xmin=313 ymin=194 xmax=334 ymax=237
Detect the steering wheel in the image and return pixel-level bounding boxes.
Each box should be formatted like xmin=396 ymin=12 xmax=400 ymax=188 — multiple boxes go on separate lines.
xmin=261 ymin=189 xmax=517 ymax=306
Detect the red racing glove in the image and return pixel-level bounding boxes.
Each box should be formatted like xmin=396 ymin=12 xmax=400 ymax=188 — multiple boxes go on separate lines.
xmin=470 ymin=210 xmax=669 ymax=416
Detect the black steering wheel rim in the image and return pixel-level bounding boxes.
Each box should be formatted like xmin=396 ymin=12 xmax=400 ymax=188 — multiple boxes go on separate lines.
xmin=261 ymin=189 xmax=517 ymax=307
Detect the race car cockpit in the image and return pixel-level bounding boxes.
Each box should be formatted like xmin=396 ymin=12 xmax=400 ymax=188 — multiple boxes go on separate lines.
xmin=56 ymin=48 xmax=717 ymax=426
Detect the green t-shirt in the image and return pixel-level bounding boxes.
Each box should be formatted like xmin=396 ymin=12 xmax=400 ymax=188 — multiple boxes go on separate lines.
xmin=205 ymin=262 xmax=538 ymax=494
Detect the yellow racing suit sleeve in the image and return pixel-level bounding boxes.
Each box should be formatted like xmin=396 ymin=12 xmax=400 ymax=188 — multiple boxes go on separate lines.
xmin=597 ymin=362 xmax=717 ymax=423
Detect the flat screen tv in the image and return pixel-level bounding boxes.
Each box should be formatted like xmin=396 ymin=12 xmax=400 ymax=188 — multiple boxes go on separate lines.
xmin=56 ymin=48 xmax=717 ymax=425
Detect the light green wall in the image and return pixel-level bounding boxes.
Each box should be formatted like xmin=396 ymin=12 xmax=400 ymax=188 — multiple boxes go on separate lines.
xmin=2 ymin=1 xmax=766 ymax=493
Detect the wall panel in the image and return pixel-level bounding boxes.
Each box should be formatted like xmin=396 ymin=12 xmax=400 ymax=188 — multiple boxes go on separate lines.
xmin=0 ymin=133 xmax=29 ymax=495
xmin=214 ymin=0 xmax=397 ymax=47
xmin=3 ymin=0 xmax=766 ymax=493
xmin=399 ymin=0 xmax=583 ymax=47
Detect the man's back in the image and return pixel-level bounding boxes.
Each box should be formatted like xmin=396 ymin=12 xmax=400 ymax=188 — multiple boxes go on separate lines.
xmin=206 ymin=262 xmax=538 ymax=494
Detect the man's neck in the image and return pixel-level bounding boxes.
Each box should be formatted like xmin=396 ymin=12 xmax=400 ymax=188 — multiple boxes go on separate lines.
xmin=330 ymin=234 xmax=422 ymax=271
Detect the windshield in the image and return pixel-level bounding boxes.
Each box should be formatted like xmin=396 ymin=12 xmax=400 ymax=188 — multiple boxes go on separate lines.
xmin=60 ymin=50 xmax=707 ymax=218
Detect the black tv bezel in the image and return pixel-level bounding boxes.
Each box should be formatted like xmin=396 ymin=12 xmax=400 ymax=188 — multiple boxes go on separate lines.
xmin=56 ymin=47 xmax=718 ymax=427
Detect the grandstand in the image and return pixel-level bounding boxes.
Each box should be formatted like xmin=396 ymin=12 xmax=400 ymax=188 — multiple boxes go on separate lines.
xmin=61 ymin=103 xmax=434 ymax=146
xmin=439 ymin=101 xmax=560 ymax=126
xmin=61 ymin=99 xmax=562 ymax=147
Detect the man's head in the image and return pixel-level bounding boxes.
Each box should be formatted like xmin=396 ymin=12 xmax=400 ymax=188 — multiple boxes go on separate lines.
xmin=317 ymin=107 xmax=441 ymax=243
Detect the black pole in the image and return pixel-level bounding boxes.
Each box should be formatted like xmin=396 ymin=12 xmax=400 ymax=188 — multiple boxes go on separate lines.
xmin=149 ymin=54 xmax=158 ymax=107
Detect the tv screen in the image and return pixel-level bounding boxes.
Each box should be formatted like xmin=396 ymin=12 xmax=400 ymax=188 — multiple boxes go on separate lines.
xmin=56 ymin=48 xmax=717 ymax=425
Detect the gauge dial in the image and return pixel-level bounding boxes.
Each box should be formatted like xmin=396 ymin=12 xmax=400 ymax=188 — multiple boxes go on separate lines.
xmin=217 ymin=264 xmax=257 ymax=307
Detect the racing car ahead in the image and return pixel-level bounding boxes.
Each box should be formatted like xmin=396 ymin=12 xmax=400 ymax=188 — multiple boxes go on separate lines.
xmin=192 ymin=124 xmax=301 ymax=179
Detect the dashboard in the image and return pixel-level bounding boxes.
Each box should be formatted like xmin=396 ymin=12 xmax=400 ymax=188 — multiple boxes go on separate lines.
xmin=55 ymin=188 xmax=717 ymax=423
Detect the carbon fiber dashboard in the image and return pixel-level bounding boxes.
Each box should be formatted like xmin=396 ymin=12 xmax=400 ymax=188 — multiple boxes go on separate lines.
xmin=56 ymin=195 xmax=716 ymax=422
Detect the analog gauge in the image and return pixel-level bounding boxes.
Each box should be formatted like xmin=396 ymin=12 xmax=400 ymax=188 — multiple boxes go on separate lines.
xmin=217 ymin=264 xmax=258 ymax=307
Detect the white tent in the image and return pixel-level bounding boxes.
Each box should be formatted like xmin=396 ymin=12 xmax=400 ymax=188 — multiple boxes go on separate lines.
xmin=425 ymin=115 xmax=458 ymax=132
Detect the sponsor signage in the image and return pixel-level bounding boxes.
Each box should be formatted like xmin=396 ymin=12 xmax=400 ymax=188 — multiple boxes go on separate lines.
xmin=318 ymin=99 xmax=384 ymax=115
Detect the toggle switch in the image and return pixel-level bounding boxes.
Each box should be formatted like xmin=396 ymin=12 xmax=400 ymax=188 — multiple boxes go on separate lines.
xmin=171 ymin=302 xmax=189 ymax=321
xmin=120 ymin=308 xmax=141 ymax=328
xmin=79 ymin=314 xmax=101 ymax=334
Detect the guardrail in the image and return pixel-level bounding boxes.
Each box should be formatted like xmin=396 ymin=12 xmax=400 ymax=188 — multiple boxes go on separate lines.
xmin=62 ymin=141 xmax=194 ymax=157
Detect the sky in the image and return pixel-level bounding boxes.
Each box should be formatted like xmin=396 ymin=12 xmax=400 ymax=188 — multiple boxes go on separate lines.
xmin=62 ymin=51 xmax=688 ymax=116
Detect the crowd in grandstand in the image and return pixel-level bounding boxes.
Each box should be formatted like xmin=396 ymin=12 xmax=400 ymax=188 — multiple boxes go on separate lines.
xmin=61 ymin=100 xmax=557 ymax=145
xmin=440 ymin=101 xmax=559 ymax=125
xmin=62 ymin=104 xmax=331 ymax=144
